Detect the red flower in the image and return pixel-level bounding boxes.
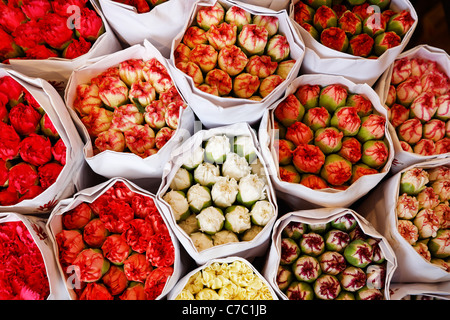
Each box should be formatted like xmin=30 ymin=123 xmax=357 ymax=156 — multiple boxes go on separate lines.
xmin=72 ymin=248 xmax=110 ymax=283
xmin=120 ymin=282 xmax=146 ymax=300
xmin=107 ymin=181 xmax=136 ymax=202
xmin=102 ymin=265 xmax=128 ymax=295
xmin=292 ymin=143 xmax=325 ymax=174
xmin=0 ymin=76 xmax=24 ymax=105
xmin=0 ymin=189 xmax=19 ymax=206
xmin=12 ymin=20 xmax=44 ymax=50
xmin=56 ymin=229 xmax=85 ymax=269
xmin=98 ymin=198 xmax=134 ymax=233
xmin=62 ymin=202 xmax=93 ymax=230
xmin=0 ymin=28 xmax=22 ymax=62
xmin=9 ymin=162 xmax=38 ymax=194
xmin=75 ymin=8 xmax=104 ymax=42
xmin=132 ymin=194 xmax=158 ymax=219
xmin=38 ymin=162 xmax=63 ymax=190
xmin=40 ymin=113 xmax=59 ymax=138
xmin=9 ymin=103 xmax=42 ymax=136
xmin=62 ymin=37 xmax=92 ymax=59
xmin=79 ymin=283 xmax=113 ymax=300
xmin=83 ymin=218 xmax=109 ymax=248
xmin=123 ymin=253 xmax=152 ymax=282
xmin=51 ymin=0 xmax=88 ymax=17
xmin=144 ymin=266 xmax=173 ymax=300
xmin=52 ymin=138 xmax=66 ymax=166
xmin=0 ymin=122 xmax=21 ymax=161
xmin=19 ymin=134 xmax=52 ymax=166
xmin=122 ymin=219 xmax=154 ymax=253
xmin=24 ymin=45 xmax=59 ymax=60
xmin=0 ymin=4 xmax=26 ymax=33
xmin=38 ymin=13 xmax=74 ymax=50
xmin=0 ymin=159 xmax=10 ymax=187
xmin=146 ymin=232 xmax=175 ymax=268
xmin=21 ymin=0 xmax=52 ymax=20
xmin=145 ymin=210 xmax=169 ymax=236
xmin=101 ymin=234 xmax=131 ymax=265
xmin=19 ymin=185 xmax=44 ymax=201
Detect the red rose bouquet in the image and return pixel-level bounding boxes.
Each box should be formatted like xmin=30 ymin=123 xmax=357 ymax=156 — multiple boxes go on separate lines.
xmin=0 ymin=0 xmax=105 ymax=62
xmin=52 ymin=179 xmax=178 ymax=300
xmin=0 ymin=75 xmax=65 ymax=206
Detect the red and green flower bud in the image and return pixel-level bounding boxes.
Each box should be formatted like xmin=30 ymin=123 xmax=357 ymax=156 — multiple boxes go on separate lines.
xmin=344 ymin=239 xmax=373 ymax=268
xmin=232 ymin=73 xmax=260 ymax=99
xmin=314 ymin=127 xmax=344 ymax=154
xmin=282 ymin=221 xmax=307 ymax=240
xmin=386 ymin=10 xmax=415 ymax=37
xmin=300 ymin=174 xmax=328 ymax=190
xmin=196 ymin=2 xmax=225 ymax=31
xmin=73 ymin=248 xmax=111 ymax=282
xmin=373 ymin=31 xmax=401 ymax=56
xmin=347 ymin=33 xmax=374 ymax=57
xmin=124 ymin=124 xmax=156 ymax=155
xmin=237 ymin=24 xmax=268 ymax=56
xmin=357 ymin=114 xmax=386 ymax=142
xmin=224 ymin=6 xmax=251 ymax=32
xmin=314 ymin=274 xmax=341 ymax=300
xmin=338 ymin=137 xmax=362 ymax=164
xmin=280 ymin=237 xmax=300 ymax=265
xmin=95 ymin=129 xmax=126 ymax=153
xmin=331 ymin=106 xmax=361 ymax=136
xmin=259 ymin=74 xmax=284 ymax=98
xmin=253 ymin=15 xmax=279 ymax=37
xmin=286 ymin=121 xmax=314 ymax=146
xmin=300 ymin=232 xmax=325 ymax=256
xmin=276 ymin=139 xmax=295 ymax=165
xmin=176 ymin=61 xmax=204 ymax=87
xmin=303 ymin=107 xmax=331 ymax=131
xmin=319 ymin=84 xmax=347 ymax=113
xmin=279 ymin=165 xmax=301 ymax=183
xmin=363 ymin=13 xmax=386 ymax=37
xmin=338 ymin=10 xmax=362 ymax=36
xmin=98 ymin=76 xmax=129 ymax=108
xmin=313 ymin=5 xmax=337 ymax=33
xmin=294 ymin=1 xmax=315 ymax=25
xmin=83 ymin=218 xmax=109 ymax=248
xmin=320 ymin=154 xmax=352 ymax=185
xmin=286 ymin=281 xmax=314 ymax=300
xmin=276 ymin=59 xmax=296 ymax=79
xmin=206 ymin=22 xmax=237 ymax=51
xmin=351 ymin=163 xmax=378 ymax=183
xmin=292 ymin=143 xmax=325 ymax=174
xmin=292 ymin=255 xmax=322 ymax=284
xmin=128 ymin=80 xmax=156 ymax=107
xmin=320 ymin=27 xmax=349 ymax=53
xmin=155 ymin=126 xmax=174 ymax=149
xmin=276 ymin=265 xmax=293 ymax=291
xmin=324 ymin=229 xmax=350 ymax=252
xmin=205 ymin=68 xmax=232 ymax=96
xmin=318 ymin=251 xmax=346 ymax=275
xmin=361 ymin=140 xmax=389 ymax=169
xmin=182 ymin=26 xmax=207 ymax=49
xmin=266 ymin=34 xmax=290 ymax=62
xmin=338 ymin=266 xmax=366 ymax=292
xmin=389 ymin=103 xmax=409 ymax=128
xmin=218 ymin=45 xmax=249 ymax=76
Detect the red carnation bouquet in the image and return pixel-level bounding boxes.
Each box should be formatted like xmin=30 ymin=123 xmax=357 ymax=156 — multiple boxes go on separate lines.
xmin=0 ymin=0 xmax=105 ymax=62
xmin=0 ymin=75 xmax=65 ymax=207
xmin=49 ymin=179 xmax=179 ymax=300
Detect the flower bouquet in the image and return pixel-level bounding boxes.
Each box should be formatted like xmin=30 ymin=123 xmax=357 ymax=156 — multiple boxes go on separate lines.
xmin=157 ymin=122 xmax=277 ymax=265
xmin=0 ymin=212 xmax=64 ymax=299
xmin=1 ymin=0 xmax=121 ymax=93
xmin=357 ymin=158 xmax=450 ymax=283
xmin=47 ymin=178 xmax=184 ymax=300
xmin=65 ymin=40 xmax=195 ymax=179
xmin=0 ymin=68 xmax=84 ymax=214
xmin=262 ymin=208 xmax=397 ymax=300
xmin=289 ymin=0 xmax=417 ymax=86
xmin=389 ymin=282 xmax=450 ymax=300
xmin=259 ymin=74 xmax=394 ymax=209
xmin=98 ymin=0 xmax=195 ymax=57
xmin=374 ymin=45 xmax=450 ymax=174
xmin=169 ymin=0 xmax=305 ymax=127
xmin=168 ymin=256 xmax=278 ymax=300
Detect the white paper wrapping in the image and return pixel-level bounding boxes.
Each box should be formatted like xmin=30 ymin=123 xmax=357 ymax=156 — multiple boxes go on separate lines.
xmin=64 ymin=40 xmax=195 ymax=180
xmin=374 ymin=44 xmax=450 ymax=174
xmin=229 ymin=0 xmax=290 ymax=11
xmin=0 ymin=212 xmax=66 ymax=300
xmin=258 ymin=74 xmax=394 ymax=209
xmin=46 ymin=177 xmax=187 ymax=300
xmin=389 ymin=282 xmax=450 ymax=300
xmin=168 ymin=0 xmax=305 ymax=128
xmin=98 ymin=0 xmax=196 ymax=58
xmin=289 ymin=0 xmax=418 ymax=86
xmin=167 ymin=256 xmax=279 ymax=300
xmin=2 ymin=1 xmax=122 ymax=94
xmin=156 ymin=122 xmax=278 ymax=265
xmin=356 ymin=158 xmax=450 ymax=283
xmin=0 ymin=68 xmax=86 ymax=214
xmin=262 ymin=208 xmax=397 ymax=300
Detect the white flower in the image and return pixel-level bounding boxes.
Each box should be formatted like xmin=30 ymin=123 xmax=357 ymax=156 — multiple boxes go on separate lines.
xmin=238 ymin=174 xmax=266 ymax=206
xmin=222 ymin=152 xmax=252 ymax=181
xmin=190 ymin=232 xmax=213 ymax=252
xmin=187 ymin=184 xmax=211 ymax=213
xmin=250 ymin=200 xmax=274 ymax=226
xmin=194 ymin=162 xmax=220 ymax=186
xmin=183 ymin=146 xmax=204 ymax=170
xmin=196 ymin=206 xmax=225 ymax=234
xmin=212 ymin=230 xmax=239 ymax=246
xmin=233 ymin=135 xmax=256 ymax=163
xmin=205 ymin=135 xmax=231 ymax=163
xmin=169 ymin=167 xmax=193 ymax=191
xmin=225 ymin=205 xmax=251 ymax=234
xmin=211 ymin=176 xmax=238 ymax=207
xmin=163 ymin=190 xmax=189 ymax=221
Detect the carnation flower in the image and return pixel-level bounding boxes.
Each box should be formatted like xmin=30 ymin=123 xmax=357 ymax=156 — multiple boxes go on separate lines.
xmin=123 ymin=253 xmax=152 ymax=283
xmin=224 ymin=6 xmax=251 ymax=31
xmin=79 ymin=283 xmax=113 ymax=300
xmin=146 ymin=232 xmax=175 ymax=268
xmin=56 ymin=229 xmax=85 ymax=269
xmin=95 ymin=129 xmax=126 ymax=153
xmin=0 ymin=122 xmax=21 ymax=161
xmin=12 ymin=20 xmax=43 ymax=51
xmin=347 ymin=33 xmax=373 ymax=57
xmin=83 ymin=218 xmax=109 ymax=248
xmin=98 ymin=198 xmax=134 ymax=233
xmin=260 ymin=75 xmax=284 ymax=98
xmin=38 ymin=13 xmax=73 ymax=50
xmin=206 ymin=22 xmax=237 ymax=51
xmin=266 ymin=34 xmax=290 ymax=62
xmin=196 ymin=2 xmax=225 ymax=31
xmin=143 ymin=58 xmax=174 ymax=93
xmin=182 ymin=26 xmax=207 ymax=49
xmin=0 ymin=4 xmax=26 ymax=34
xmin=63 ymin=202 xmax=93 ymax=230
xmin=216 ymin=45 xmax=248 ymax=77
xmin=98 ymin=76 xmax=129 ymax=108
xmin=155 ymin=127 xmax=174 ymax=149
xmin=62 ymin=37 xmax=92 ymax=60
xmin=120 ymin=282 xmax=146 ymax=300
xmin=373 ymin=31 xmax=401 ymax=56
xmin=9 ymin=103 xmax=41 ymax=136
xmin=102 ymin=265 xmax=128 ymax=295
xmin=123 ymin=219 xmax=155 ymax=253
xmin=9 ymin=162 xmax=39 ymax=194
xmin=410 ymin=92 xmax=437 ymax=122
xmin=38 ymin=162 xmax=63 ymax=190
xmin=72 ymin=248 xmax=110 ymax=283
xmin=174 ymin=43 xmax=191 ymax=65
xmin=102 ymin=234 xmax=131 ymax=265
xmin=205 ymin=69 xmax=232 ymax=96
xmin=292 ymin=143 xmax=325 ymax=174
xmin=19 ymin=134 xmax=52 ymax=167
xmin=286 ymin=121 xmax=314 ymax=146
xmin=321 ymin=27 xmax=348 ymax=52
xmin=237 ymin=24 xmax=268 ymax=56
xmin=320 ymin=154 xmax=352 ymax=185
xmin=124 ymin=124 xmax=156 ymax=155
xmin=75 ymin=7 xmax=105 ymax=42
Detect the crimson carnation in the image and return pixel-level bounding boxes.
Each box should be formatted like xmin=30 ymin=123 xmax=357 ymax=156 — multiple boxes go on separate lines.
xmin=348 ymin=33 xmax=374 ymax=57
xmin=63 ymin=37 xmax=92 ymax=60
xmin=83 ymin=218 xmax=109 ymax=248
xmin=146 ymin=233 xmax=175 ymax=268
xmin=12 ymin=20 xmax=43 ymax=50
xmin=0 ymin=76 xmax=24 ymax=104
xmin=9 ymin=103 xmax=41 ymax=136
xmin=144 ymin=266 xmax=173 ymax=300
xmin=38 ymin=13 xmax=73 ymax=50
xmin=102 ymin=265 xmax=128 ymax=295
xmin=51 ymin=0 xmax=88 ymax=17
xmin=107 ymin=181 xmax=136 ymax=202
xmin=145 ymin=210 xmax=169 ymax=236
xmin=38 ymin=162 xmax=63 ymax=190
xmin=21 ymin=0 xmax=52 ymax=20
xmin=132 ymin=194 xmax=158 ymax=219
xmin=52 ymin=138 xmax=66 ymax=166
xmin=123 ymin=253 xmax=152 ymax=282
xmin=321 ymin=27 xmax=348 ymax=52
xmin=0 ymin=159 xmax=9 ymax=187
xmin=0 ymin=189 xmax=19 ymax=206
xmin=55 ymin=229 xmax=85 ymax=269
xmin=122 ymin=219 xmax=155 ymax=253
xmin=62 ymin=202 xmax=93 ymax=230
xmin=101 ymin=234 xmax=131 ymax=265
xmin=75 ymin=8 xmax=104 ymax=42
xmin=25 ymin=45 xmax=59 ymax=60
xmin=0 ymin=122 xmax=21 ymax=161
xmin=20 ymin=185 xmax=44 ymax=201
xmin=98 ymin=199 xmax=134 ymax=233
xmin=0 ymin=4 xmax=26 ymax=34
xmin=19 ymin=134 xmax=52 ymax=167
xmin=9 ymin=163 xmax=38 ymax=194
xmin=79 ymin=282 xmax=113 ymax=300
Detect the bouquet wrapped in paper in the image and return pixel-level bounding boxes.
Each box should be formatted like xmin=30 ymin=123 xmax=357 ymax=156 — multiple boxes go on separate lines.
xmin=0 ymin=212 xmax=65 ymax=299
xmin=65 ymin=40 xmax=195 ymax=179
xmin=289 ymin=0 xmax=417 ymax=86
xmin=389 ymin=282 xmax=450 ymax=300
xmin=46 ymin=177 xmax=185 ymax=300
xmin=169 ymin=0 xmax=305 ymax=127
xmin=1 ymin=0 xmax=121 ymax=93
xmin=156 ymin=122 xmax=277 ymax=265
xmin=357 ymin=158 xmax=450 ymax=283
xmin=374 ymin=44 xmax=450 ymax=174
xmin=258 ymin=74 xmax=394 ymax=209
xmin=262 ymin=208 xmax=397 ymax=300
xmin=0 ymin=68 xmax=85 ymax=214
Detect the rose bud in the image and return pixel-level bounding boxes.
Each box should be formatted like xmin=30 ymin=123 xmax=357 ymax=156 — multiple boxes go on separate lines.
xmin=314 ymin=275 xmax=341 ymax=300
xmin=389 ymin=103 xmax=409 ymax=128
xmin=0 ymin=122 xmax=21 ymax=161
xmin=292 ymin=143 xmax=325 ymax=174
xmin=97 ymin=76 xmax=129 ymax=108
xmin=417 ymin=187 xmax=440 ymax=210
xmin=143 ymin=58 xmax=174 ymax=94
xmin=111 ymin=104 xmax=144 ymax=132
xmin=331 ymin=106 xmax=361 ymax=136
xmin=266 ymin=34 xmax=290 ymax=63
xmin=38 ymin=13 xmax=73 ymax=50
xmin=9 ymin=163 xmax=39 ymax=194
xmin=237 ymin=24 xmax=268 ymax=56
xmin=294 ymin=1 xmax=316 ymax=25
xmin=396 ymin=76 xmax=423 ymax=107
xmin=56 ymin=229 xmax=85 ymax=268
xmin=363 ymin=13 xmax=386 ymax=38
xmin=62 ymin=202 xmax=93 ymax=230
xmin=73 ymin=248 xmax=111 ymax=283
xmin=225 ymin=6 xmax=251 ymax=31
xmin=124 ymin=124 xmax=156 ymax=155
xmin=400 ymin=168 xmax=430 ymax=196
xmin=387 ymin=10 xmax=415 ymax=37
xmin=391 ymin=57 xmax=412 ymax=85
xmin=397 ymin=118 xmax=423 ymax=144
xmin=313 ymin=5 xmax=337 ymax=33
xmin=339 ymin=266 xmax=366 ymax=292
xmin=232 ymin=73 xmax=260 ymax=99
xmin=174 ymin=43 xmax=191 ymax=65
xmin=73 ymin=83 xmax=103 ymax=117
xmin=423 ymin=119 xmax=445 ymax=142
xmin=279 ymin=165 xmax=301 ymax=183
xmin=217 ymin=45 xmax=249 ymax=77
xmin=206 ymin=22 xmax=237 ymax=51
xmin=102 ymin=234 xmax=131 ymax=265
xmin=320 ymin=154 xmax=352 ymax=185
xmin=164 ymin=101 xmax=183 ymax=130
xmin=276 ymin=59 xmax=296 ymax=79
xmin=344 ymin=239 xmax=373 ymax=268
xmin=339 ymin=137 xmax=362 ymax=164
xmin=319 ymin=84 xmax=348 ymax=113
xmin=94 ymin=129 xmax=126 ymax=153
xmin=120 ymin=282 xmax=146 ymax=300
xmin=292 ymin=255 xmax=321 ymax=283
xmin=386 ymin=85 xmax=396 ymax=107
xmin=124 ymin=253 xmax=152 ymax=283
xmin=75 ymin=7 xmax=105 ymax=42
xmin=324 ymin=229 xmax=350 ymax=252
xmin=102 ymin=265 xmax=128 ymax=295
xmin=119 ymin=59 xmax=145 ymax=87
xmin=428 ymin=229 xmax=450 ymax=258
xmin=347 ymin=33 xmax=374 ymax=57
xmin=205 ymin=68 xmax=232 ymax=96
xmin=314 ymin=127 xmax=344 ymax=154
xmin=303 ymin=107 xmax=331 ymax=131
xmin=432 ymin=179 xmax=450 ymax=201
xmin=373 ymin=31 xmax=401 ymax=56
xmin=361 ymin=140 xmax=388 ymax=169
xmin=128 ymin=81 xmax=156 ymax=108
xmin=421 ymin=71 xmax=449 ymax=97
xmin=9 ymin=103 xmax=41 ymax=136
xmin=414 ymin=208 xmax=440 ymax=239
xmin=357 ymin=114 xmax=386 ymax=142
xmin=176 ymin=61 xmax=204 ymax=87
xmin=301 ymin=174 xmax=329 ymax=189
xmin=38 ymin=162 xmax=63 ymax=189
xmin=189 ymin=44 xmax=218 ymax=73
xmin=396 ymin=193 xmax=419 ymax=219
xmin=286 ymin=281 xmax=314 ymax=300
xmin=321 ymin=27 xmax=349 ymax=53
xmin=19 ymin=134 xmax=52 ymax=167
xmin=286 ymin=121 xmax=314 ymax=146
xmin=83 ymin=218 xmax=109 ymax=248
xmin=259 ymin=74 xmax=284 ymax=98
xmin=155 ymin=126 xmax=174 ymax=149
xmin=196 ymin=2 xmax=225 ymax=31
xmin=338 ymin=10 xmax=362 ymax=36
